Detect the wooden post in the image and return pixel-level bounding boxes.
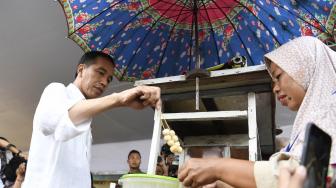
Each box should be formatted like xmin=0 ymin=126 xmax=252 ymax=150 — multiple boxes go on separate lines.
xmin=147 ymin=108 xmax=162 ymax=174
xmin=248 ymin=92 xmax=258 ymax=161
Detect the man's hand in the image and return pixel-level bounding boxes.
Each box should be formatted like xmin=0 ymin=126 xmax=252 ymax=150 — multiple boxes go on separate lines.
xmin=0 ymin=138 xmax=26 ymax=159
xmin=178 ymin=158 xmax=221 ymax=187
xmin=158 ymin=155 xmax=168 ymax=176
xmin=278 ymin=166 xmax=306 ymax=188
xmin=13 ymin=163 xmax=26 ymax=188
xmin=16 ymin=163 xmax=26 ymax=180
xmin=115 ymin=86 xmax=161 ymax=110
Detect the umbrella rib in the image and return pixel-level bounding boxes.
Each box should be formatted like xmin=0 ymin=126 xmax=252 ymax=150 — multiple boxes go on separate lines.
xmin=160 ymin=0 xmax=193 ymax=9
xmin=240 ymin=0 xmax=301 ymax=41
xmin=200 ymin=6 xmax=244 ymax=9
xmin=120 ymin=0 xmax=184 ymax=79
xmin=289 ymin=0 xmax=330 ymax=34
xmin=113 ymin=11 xmax=192 ymax=68
xmin=69 ymin=0 xmax=127 ymax=36
xmin=205 ymin=0 xmax=268 ymax=59
xmin=231 ymin=0 xmax=281 ymax=45
xmin=162 ymin=0 xmax=194 ymax=10
xmin=160 ymin=11 xmax=192 ymax=19
xmin=99 ymin=0 xmax=166 ymax=51
xmin=70 ymin=0 xmax=191 ymax=37
xmin=66 ymin=1 xmax=100 ymax=14
xmin=113 ymin=10 xmax=192 ymax=64
xmin=270 ymin=0 xmax=330 ymax=35
xmin=199 ymin=0 xmax=221 ymax=65
xmin=135 ymin=11 xmax=193 ymax=78
xmin=153 ymin=6 xmax=244 ymax=11
xmin=154 ymin=0 xmax=191 ymax=77
xmin=229 ymin=0 xmax=293 ymax=53
xmin=118 ymin=10 xmax=193 ymax=78
xmin=209 ymin=0 xmax=256 ymax=65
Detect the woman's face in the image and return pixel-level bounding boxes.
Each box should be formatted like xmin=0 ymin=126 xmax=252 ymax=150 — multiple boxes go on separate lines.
xmin=269 ymin=62 xmax=306 ymax=111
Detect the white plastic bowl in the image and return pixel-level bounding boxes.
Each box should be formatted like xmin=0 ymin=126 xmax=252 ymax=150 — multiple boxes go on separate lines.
xmin=119 ymin=174 xmax=179 ymax=188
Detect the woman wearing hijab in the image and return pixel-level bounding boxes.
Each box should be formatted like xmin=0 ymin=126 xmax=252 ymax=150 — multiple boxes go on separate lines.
xmin=178 ymin=36 xmax=336 ymax=188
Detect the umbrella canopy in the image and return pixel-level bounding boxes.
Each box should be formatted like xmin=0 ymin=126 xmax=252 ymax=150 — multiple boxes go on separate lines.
xmin=58 ymin=0 xmax=335 ymax=81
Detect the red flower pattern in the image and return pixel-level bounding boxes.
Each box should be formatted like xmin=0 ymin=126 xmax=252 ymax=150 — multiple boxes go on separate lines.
xmin=301 ymin=26 xmax=313 ymax=36
xmin=78 ymin=25 xmax=91 ymax=34
xmin=75 ymin=12 xmax=90 ymax=23
xmin=128 ymin=2 xmax=140 ymax=11
xmin=142 ymin=70 xmax=151 ymax=78
xmin=140 ymin=17 xmax=152 ymax=25
xmin=224 ymin=25 xmax=234 ymax=36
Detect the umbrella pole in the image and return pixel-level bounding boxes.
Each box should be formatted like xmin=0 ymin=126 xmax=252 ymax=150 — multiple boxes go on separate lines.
xmin=194 ymin=0 xmax=200 ymax=111
xmin=186 ymin=0 xmax=209 ymax=111
xmin=196 ymin=76 xmax=199 ymax=110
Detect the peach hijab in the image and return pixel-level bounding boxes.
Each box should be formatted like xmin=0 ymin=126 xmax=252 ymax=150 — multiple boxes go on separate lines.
xmin=265 ymin=36 xmax=336 ymax=163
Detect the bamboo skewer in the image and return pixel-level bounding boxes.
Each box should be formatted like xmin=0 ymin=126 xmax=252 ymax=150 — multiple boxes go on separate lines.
xmin=160 ymin=114 xmax=171 ymax=130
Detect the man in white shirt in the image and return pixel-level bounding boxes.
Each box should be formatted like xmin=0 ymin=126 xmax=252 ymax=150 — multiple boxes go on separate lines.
xmin=22 ymin=51 xmax=161 ymax=188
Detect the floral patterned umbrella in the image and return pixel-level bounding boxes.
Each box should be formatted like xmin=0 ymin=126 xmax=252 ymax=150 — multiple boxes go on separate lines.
xmin=58 ymin=0 xmax=335 ymax=81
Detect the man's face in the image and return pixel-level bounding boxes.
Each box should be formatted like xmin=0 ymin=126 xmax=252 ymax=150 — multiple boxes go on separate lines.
xmin=77 ymin=57 xmax=114 ymax=99
xmin=166 ymin=154 xmax=174 ymax=164
xmin=127 ymin=153 xmax=141 ymax=169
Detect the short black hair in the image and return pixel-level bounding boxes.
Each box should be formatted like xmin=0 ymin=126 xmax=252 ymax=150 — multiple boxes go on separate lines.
xmin=128 ymin=150 xmax=141 ymax=159
xmin=75 ymin=51 xmax=115 ymax=78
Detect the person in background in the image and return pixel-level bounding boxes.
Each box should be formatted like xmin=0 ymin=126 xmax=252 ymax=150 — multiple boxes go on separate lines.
xmin=127 ymin=150 xmax=144 ymax=174
xmin=165 ymin=153 xmax=178 ymax=178
xmin=0 ymin=137 xmax=27 ymax=188
xmin=160 ymin=144 xmax=178 ymax=178
xmin=12 ymin=163 xmax=26 ymax=188
xmin=156 ymin=156 xmax=168 ymax=176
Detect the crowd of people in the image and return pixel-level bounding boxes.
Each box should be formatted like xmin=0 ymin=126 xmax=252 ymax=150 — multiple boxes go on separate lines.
xmin=0 ymin=137 xmax=27 ymax=188
xmin=0 ymin=36 xmax=335 ymax=188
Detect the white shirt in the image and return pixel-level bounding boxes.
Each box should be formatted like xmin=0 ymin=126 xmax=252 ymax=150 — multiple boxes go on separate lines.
xmin=23 ymin=83 xmax=92 ymax=188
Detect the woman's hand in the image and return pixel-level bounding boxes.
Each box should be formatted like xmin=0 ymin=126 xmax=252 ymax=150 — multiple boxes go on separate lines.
xmin=278 ymin=166 xmax=306 ymax=188
xmin=178 ymin=158 xmax=221 ymax=187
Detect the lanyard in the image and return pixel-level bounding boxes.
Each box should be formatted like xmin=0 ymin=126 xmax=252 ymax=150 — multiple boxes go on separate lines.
xmin=285 ymin=133 xmax=300 ymax=152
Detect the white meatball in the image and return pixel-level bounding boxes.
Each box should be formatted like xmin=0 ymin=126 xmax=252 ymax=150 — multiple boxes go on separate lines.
xmin=164 ymin=135 xmax=171 ymax=142
xmin=177 ymin=146 xmax=183 ymax=153
xmin=162 ymin=129 xmax=170 ymax=136
xmin=169 ymin=130 xmax=175 ymax=136
xmin=170 ymin=145 xmax=178 ymax=153
xmin=167 ymin=140 xmax=175 ymax=146
xmin=174 ymin=142 xmax=180 ymax=147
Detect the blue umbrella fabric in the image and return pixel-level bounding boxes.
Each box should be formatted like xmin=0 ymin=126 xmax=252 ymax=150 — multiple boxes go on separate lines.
xmin=58 ymin=0 xmax=335 ymax=81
